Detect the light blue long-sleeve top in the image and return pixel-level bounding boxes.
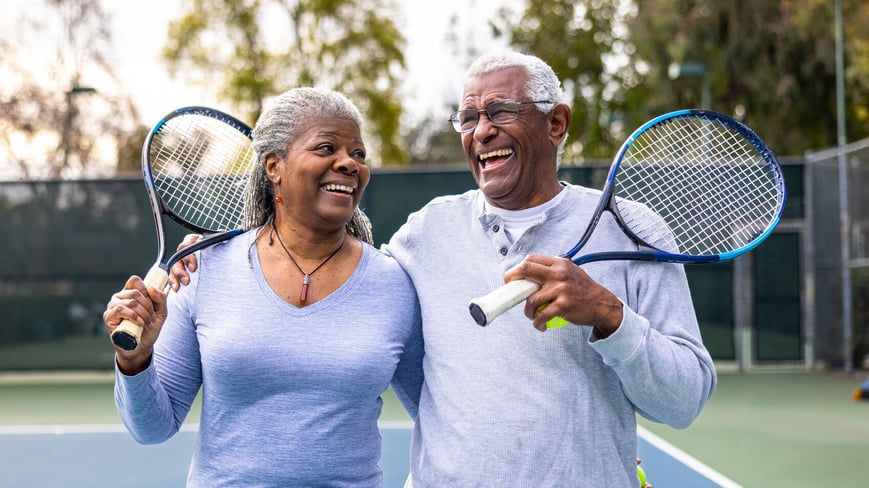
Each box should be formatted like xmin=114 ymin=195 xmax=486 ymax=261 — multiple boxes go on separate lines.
xmin=115 ymin=228 xmax=424 ymax=487
xmin=383 ymin=185 xmax=716 ymax=488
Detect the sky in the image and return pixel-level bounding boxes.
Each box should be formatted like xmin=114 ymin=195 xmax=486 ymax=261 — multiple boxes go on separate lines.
xmin=0 ymin=0 xmax=513 ymax=178
xmin=5 ymin=0 xmax=510 ymax=126
xmin=107 ymin=0 xmax=472 ymax=125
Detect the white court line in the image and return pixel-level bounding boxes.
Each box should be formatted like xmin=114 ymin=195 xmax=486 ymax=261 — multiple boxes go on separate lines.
xmin=638 ymin=425 xmax=744 ymax=488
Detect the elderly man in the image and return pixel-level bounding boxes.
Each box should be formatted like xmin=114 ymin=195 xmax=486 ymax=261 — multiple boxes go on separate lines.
xmin=383 ymin=51 xmax=715 ymax=487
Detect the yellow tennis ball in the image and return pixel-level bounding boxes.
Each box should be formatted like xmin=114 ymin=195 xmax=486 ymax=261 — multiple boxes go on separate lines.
xmin=535 ymin=304 xmax=568 ymax=329
xmin=546 ymin=316 xmax=568 ymax=329
xmin=637 ymin=466 xmax=647 ymax=487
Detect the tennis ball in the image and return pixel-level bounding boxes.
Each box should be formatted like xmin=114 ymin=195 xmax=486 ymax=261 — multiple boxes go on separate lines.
xmin=637 ymin=466 xmax=647 ymax=487
xmin=546 ymin=316 xmax=569 ymax=329
xmin=535 ymin=304 xmax=569 ymax=329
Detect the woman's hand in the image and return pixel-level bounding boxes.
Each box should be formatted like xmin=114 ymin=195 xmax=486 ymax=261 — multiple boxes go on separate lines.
xmin=103 ymin=275 xmax=168 ymax=374
xmin=167 ymin=233 xmax=204 ymax=291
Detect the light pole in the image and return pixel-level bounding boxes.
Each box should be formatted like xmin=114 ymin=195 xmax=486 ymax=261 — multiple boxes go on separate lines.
xmin=834 ymin=0 xmax=852 ymax=373
xmin=668 ymin=62 xmax=710 ymax=110
xmin=62 ymin=85 xmax=97 ymax=169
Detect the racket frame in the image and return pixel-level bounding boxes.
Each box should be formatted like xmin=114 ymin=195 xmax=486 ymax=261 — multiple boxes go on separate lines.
xmin=110 ymin=107 xmax=253 ymax=351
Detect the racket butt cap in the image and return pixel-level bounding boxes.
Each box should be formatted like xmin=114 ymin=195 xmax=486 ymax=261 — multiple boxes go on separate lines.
xmin=469 ymin=304 xmax=489 ymax=327
xmin=111 ymin=331 xmax=139 ymax=351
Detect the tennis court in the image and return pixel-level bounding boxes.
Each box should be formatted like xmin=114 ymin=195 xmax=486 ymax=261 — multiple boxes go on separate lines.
xmin=4 ymin=370 xmax=865 ymax=487
xmin=0 ymin=424 xmax=733 ymax=488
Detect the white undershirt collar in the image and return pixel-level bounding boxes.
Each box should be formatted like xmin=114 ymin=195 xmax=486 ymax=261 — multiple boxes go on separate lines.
xmin=484 ymin=188 xmax=566 ymax=243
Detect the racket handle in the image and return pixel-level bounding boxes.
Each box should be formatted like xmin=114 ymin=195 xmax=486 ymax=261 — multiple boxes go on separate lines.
xmin=468 ymin=279 xmax=541 ymax=327
xmin=110 ymin=267 xmax=169 ymax=351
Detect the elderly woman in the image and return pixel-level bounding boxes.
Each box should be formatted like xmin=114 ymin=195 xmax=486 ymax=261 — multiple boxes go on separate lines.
xmin=102 ymin=87 xmax=423 ymax=487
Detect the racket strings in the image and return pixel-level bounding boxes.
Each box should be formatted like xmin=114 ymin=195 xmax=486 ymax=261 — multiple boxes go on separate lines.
xmin=150 ymin=114 xmax=255 ymax=231
xmin=615 ymin=116 xmax=783 ymax=256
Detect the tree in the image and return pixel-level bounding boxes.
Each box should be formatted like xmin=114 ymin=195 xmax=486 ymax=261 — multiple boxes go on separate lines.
xmin=789 ymin=0 xmax=869 ymax=142
xmin=163 ymin=0 xmax=408 ymax=165
xmin=616 ymin=0 xmax=867 ymax=155
xmin=115 ymin=124 xmax=152 ymax=175
xmin=489 ymin=0 xmax=868 ymax=160
xmin=494 ymin=0 xmax=620 ymax=161
xmin=406 ymin=114 xmax=466 ymax=164
xmin=0 ymin=0 xmax=140 ymax=179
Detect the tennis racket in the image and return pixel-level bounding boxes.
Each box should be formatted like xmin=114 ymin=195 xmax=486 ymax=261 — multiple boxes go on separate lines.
xmin=468 ymin=109 xmax=786 ymax=326
xmin=110 ymin=106 xmax=255 ymax=350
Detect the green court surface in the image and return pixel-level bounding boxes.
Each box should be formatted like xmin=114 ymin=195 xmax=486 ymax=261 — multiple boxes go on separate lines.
xmin=638 ymin=370 xmax=869 ymax=487
xmin=2 ymin=370 xmax=869 ymax=487
xmin=0 ymin=372 xmax=410 ymax=426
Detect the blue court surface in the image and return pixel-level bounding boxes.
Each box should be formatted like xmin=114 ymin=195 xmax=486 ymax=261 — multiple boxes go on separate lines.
xmin=0 ymin=422 xmax=740 ymax=487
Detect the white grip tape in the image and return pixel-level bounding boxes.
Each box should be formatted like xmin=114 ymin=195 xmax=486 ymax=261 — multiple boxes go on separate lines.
xmin=468 ymin=279 xmax=541 ymax=326
xmin=142 ymin=266 xmax=170 ymax=291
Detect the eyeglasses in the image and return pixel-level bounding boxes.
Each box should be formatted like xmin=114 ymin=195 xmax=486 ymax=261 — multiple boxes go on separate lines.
xmin=449 ymin=100 xmax=554 ymax=133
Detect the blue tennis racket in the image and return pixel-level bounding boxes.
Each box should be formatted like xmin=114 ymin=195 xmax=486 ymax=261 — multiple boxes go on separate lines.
xmin=110 ymin=106 xmax=255 ymax=350
xmin=468 ymin=109 xmax=787 ymax=326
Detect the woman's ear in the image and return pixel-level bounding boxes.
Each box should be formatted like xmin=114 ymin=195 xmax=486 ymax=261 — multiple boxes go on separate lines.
xmin=264 ymin=154 xmax=281 ymax=183
xmin=548 ymin=103 xmax=571 ymax=147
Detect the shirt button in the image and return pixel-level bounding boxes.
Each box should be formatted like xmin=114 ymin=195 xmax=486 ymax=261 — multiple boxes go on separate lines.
xmin=493 ymin=225 xmax=500 ymax=232
xmin=499 ymin=247 xmax=508 ymax=256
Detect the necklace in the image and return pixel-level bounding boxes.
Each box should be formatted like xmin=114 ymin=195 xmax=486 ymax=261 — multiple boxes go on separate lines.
xmin=271 ymin=222 xmax=344 ymax=304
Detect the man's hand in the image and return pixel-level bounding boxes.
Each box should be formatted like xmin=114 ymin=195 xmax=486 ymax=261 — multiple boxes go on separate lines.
xmin=168 ymin=233 xmax=204 ymax=291
xmin=504 ymin=255 xmax=623 ymax=334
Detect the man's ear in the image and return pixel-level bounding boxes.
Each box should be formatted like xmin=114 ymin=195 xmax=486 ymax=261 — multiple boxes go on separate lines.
xmin=548 ymin=103 xmax=571 ymax=147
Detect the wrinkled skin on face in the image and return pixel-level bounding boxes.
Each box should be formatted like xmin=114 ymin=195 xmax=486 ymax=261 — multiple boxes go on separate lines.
xmin=459 ymin=66 xmax=570 ymax=210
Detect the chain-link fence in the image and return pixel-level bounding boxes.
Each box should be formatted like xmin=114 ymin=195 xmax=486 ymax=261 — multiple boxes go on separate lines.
xmin=0 ymin=162 xmax=807 ymax=371
xmin=806 ymin=138 xmax=869 ymax=371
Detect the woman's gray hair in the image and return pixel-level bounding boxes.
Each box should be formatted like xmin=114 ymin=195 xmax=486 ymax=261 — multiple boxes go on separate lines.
xmin=241 ymin=87 xmax=373 ymax=244
xmin=465 ymin=51 xmax=568 ymax=160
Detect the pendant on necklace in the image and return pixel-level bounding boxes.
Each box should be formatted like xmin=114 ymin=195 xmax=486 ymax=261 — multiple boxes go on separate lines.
xmin=271 ymin=222 xmax=343 ymax=306
xmin=300 ymin=274 xmax=311 ymax=303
